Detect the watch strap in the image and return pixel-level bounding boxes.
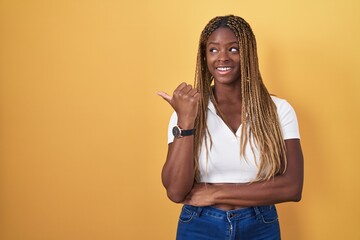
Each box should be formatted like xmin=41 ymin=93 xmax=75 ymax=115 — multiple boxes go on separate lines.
xmin=180 ymin=128 xmax=195 ymax=136
xmin=172 ymin=125 xmax=195 ymax=138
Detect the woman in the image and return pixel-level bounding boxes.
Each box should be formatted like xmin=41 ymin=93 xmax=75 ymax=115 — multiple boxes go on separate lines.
xmin=157 ymin=15 xmax=303 ymax=240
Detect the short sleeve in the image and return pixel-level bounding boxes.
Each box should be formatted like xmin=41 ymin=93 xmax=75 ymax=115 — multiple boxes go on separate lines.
xmin=167 ymin=112 xmax=178 ymax=144
xmin=276 ymin=99 xmax=300 ymax=140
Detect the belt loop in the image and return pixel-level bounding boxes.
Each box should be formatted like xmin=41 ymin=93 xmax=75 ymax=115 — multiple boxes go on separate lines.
xmin=196 ymin=206 xmax=204 ymax=217
xmin=253 ymin=206 xmax=261 ymax=220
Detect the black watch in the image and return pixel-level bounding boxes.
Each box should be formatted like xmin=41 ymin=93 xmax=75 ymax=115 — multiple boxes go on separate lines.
xmin=172 ymin=125 xmax=195 ymax=138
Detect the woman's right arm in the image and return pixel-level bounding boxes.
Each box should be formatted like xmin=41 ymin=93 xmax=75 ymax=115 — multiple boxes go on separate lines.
xmin=162 ymin=132 xmax=195 ymax=203
xmin=157 ymin=82 xmax=200 ymax=203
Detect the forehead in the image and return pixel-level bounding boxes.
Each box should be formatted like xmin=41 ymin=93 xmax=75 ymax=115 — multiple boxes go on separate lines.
xmin=206 ymin=27 xmax=237 ymax=45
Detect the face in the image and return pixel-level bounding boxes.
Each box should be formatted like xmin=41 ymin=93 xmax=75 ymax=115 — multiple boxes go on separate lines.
xmin=206 ymin=27 xmax=241 ymax=85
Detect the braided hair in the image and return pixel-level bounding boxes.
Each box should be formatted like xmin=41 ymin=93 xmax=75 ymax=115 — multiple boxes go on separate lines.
xmin=193 ymin=15 xmax=287 ymax=182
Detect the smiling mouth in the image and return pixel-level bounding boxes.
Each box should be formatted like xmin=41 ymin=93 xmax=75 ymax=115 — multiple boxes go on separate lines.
xmin=216 ymin=67 xmax=232 ymax=72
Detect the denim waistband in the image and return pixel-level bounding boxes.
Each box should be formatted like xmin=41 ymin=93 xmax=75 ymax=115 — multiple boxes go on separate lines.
xmin=183 ymin=204 xmax=275 ymax=221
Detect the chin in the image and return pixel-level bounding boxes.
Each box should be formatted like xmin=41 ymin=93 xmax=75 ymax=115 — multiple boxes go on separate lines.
xmin=214 ymin=77 xmax=240 ymax=85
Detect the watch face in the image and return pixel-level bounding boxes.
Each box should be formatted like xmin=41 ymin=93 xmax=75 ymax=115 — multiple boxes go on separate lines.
xmin=172 ymin=126 xmax=181 ymax=137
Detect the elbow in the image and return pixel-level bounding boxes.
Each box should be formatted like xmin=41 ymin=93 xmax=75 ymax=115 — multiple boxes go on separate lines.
xmin=166 ymin=190 xmax=186 ymax=203
xmin=288 ymin=185 xmax=303 ymax=202
xmin=162 ymin=179 xmax=192 ymax=204
xmin=162 ymin=182 xmax=188 ymax=203
xmin=291 ymin=191 xmax=302 ymax=202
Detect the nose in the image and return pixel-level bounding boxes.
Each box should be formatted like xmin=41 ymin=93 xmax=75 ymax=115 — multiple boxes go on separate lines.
xmin=217 ymin=50 xmax=229 ymax=62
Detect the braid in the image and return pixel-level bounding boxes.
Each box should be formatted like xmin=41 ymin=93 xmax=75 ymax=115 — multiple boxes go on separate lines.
xmin=193 ymin=15 xmax=287 ymax=182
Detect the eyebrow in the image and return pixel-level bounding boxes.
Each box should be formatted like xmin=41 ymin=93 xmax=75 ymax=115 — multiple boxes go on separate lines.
xmin=207 ymin=41 xmax=238 ymax=45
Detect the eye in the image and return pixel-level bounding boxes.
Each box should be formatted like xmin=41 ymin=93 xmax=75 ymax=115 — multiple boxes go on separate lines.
xmin=209 ymin=48 xmax=218 ymax=53
xmin=229 ymin=47 xmax=239 ymax=52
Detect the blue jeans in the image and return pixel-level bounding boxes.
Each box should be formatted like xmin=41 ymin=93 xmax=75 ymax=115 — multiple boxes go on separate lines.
xmin=176 ymin=205 xmax=281 ymax=240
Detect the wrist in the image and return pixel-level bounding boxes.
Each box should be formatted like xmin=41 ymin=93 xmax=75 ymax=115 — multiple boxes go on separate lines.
xmin=212 ymin=185 xmax=222 ymax=204
xmin=177 ymin=119 xmax=195 ymax=129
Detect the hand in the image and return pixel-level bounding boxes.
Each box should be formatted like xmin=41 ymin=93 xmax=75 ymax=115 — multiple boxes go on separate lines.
xmin=157 ymin=83 xmax=200 ymax=128
xmin=182 ymin=183 xmax=216 ymax=206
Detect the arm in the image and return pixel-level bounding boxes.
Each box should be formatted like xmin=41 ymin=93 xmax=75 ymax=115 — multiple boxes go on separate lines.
xmin=184 ymin=139 xmax=304 ymax=206
xmin=157 ymin=83 xmax=200 ymax=203
xmin=162 ymin=134 xmax=195 ymax=203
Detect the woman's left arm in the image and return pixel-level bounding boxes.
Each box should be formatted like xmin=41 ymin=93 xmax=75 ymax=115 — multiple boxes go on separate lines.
xmin=184 ymin=139 xmax=304 ymax=207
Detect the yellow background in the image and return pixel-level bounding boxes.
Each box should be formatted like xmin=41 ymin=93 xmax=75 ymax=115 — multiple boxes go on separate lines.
xmin=1 ymin=0 xmax=359 ymax=239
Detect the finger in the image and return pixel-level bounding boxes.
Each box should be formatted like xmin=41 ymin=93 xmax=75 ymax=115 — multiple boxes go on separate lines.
xmin=174 ymin=82 xmax=188 ymax=94
xmin=179 ymin=84 xmax=193 ymax=95
xmin=188 ymin=88 xmax=199 ymax=97
xmin=193 ymin=92 xmax=201 ymax=101
xmin=156 ymin=91 xmax=172 ymax=103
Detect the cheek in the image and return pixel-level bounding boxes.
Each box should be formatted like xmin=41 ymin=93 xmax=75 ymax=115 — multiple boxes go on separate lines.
xmin=206 ymin=62 xmax=214 ymax=75
xmin=205 ymin=55 xmax=214 ymax=72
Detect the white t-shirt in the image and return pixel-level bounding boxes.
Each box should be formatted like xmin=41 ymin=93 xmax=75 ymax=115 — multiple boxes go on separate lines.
xmin=167 ymin=96 xmax=300 ymax=183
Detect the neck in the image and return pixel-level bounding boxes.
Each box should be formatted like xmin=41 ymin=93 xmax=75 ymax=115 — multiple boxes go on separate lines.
xmin=213 ymin=82 xmax=242 ymax=104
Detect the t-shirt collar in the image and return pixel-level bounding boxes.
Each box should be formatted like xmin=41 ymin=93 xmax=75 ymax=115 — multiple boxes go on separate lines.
xmin=208 ymin=98 xmax=217 ymax=114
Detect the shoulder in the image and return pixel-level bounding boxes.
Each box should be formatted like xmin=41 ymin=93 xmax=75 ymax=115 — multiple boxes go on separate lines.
xmin=271 ymin=95 xmax=288 ymax=106
xmin=271 ymin=95 xmax=300 ymax=139
xmin=270 ymin=95 xmax=295 ymax=113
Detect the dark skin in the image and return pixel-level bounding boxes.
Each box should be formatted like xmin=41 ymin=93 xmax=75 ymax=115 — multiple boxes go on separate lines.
xmin=157 ymin=83 xmax=200 ymax=203
xmin=157 ymin=27 xmax=304 ymax=210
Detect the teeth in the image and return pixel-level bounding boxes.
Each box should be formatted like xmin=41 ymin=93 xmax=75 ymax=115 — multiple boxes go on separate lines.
xmin=217 ymin=67 xmax=231 ymax=71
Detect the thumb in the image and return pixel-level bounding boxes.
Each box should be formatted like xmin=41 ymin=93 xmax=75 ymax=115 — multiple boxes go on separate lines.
xmin=156 ymin=91 xmax=172 ymax=103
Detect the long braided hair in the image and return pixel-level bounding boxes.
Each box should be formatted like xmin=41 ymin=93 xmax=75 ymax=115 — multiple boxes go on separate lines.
xmin=193 ymin=15 xmax=287 ymax=182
